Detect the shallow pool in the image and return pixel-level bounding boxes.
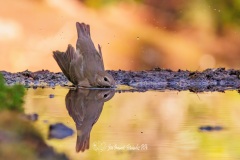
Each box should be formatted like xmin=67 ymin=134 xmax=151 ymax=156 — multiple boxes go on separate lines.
xmin=24 ymin=87 xmax=240 ymax=160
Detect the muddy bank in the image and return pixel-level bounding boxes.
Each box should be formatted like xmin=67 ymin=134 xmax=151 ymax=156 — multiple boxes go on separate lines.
xmin=1 ymin=68 xmax=240 ymax=92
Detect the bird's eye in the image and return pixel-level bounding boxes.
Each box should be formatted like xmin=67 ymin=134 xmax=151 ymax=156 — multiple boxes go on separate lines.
xmin=104 ymin=77 xmax=109 ymax=82
xmin=103 ymin=94 xmax=108 ymax=98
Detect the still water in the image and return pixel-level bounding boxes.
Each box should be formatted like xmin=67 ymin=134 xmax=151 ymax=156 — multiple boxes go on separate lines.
xmin=23 ymin=87 xmax=240 ymax=160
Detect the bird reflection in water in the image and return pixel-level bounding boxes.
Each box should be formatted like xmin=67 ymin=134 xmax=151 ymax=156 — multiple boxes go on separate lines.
xmin=65 ymin=88 xmax=115 ymax=152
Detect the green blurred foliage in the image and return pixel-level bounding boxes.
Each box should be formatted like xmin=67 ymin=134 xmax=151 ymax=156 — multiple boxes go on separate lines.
xmin=0 ymin=74 xmax=25 ymax=112
xmin=206 ymin=0 xmax=240 ymax=33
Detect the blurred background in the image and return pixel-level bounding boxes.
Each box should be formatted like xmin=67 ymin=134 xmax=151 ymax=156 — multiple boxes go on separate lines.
xmin=1 ymin=0 xmax=240 ymax=72
xmin=2 ymin=1 xmax=240 ymax=159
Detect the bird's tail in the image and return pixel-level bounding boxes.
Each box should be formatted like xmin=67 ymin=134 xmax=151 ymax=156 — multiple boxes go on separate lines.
xmin=76 ymin=22 xmax=91 ymax=38
xmin=76 ymin=129 xmax=90 ymax=152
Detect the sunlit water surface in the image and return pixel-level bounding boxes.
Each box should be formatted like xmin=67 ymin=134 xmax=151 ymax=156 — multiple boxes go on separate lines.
xmin=24 ymin=87 xmax=240 ymax=160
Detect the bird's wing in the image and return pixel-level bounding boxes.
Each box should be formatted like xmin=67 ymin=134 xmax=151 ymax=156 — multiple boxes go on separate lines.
xmin=53 ymin=44 xmax=80 ymax=84
xmin=69 ymin=55 xmax=84 ymax=85
xmin=53 ymin=48 xmax=72 ymax=81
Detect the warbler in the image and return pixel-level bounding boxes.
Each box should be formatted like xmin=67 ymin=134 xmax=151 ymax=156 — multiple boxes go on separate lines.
xmin=53 ymin=22 xmax=115 ymax=87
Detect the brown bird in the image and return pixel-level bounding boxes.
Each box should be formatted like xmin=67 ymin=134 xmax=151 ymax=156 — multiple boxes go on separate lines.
xmin=65 ymin=88 xmax=115 ymax=152
xmin=53 ymin=22 xmax=115 ymax=88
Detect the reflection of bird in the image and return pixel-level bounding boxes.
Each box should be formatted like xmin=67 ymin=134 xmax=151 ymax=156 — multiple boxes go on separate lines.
xmin=53 ymin=22 xmax=115 ymax=87
xmin=65 ymin=88 xmax=115 ymax=152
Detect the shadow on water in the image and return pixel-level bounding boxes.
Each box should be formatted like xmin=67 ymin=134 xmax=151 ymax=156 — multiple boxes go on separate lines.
xmin=65 ymin=88 xmax=115 ymax=152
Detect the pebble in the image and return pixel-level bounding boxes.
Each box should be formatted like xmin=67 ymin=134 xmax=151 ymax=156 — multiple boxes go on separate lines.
xmin=49 ymin=94 xmax=54 ymax=98
xmin=199 ymin=125 xmax=223 ymax=132
xmin=48 ymin=123 xmax=74 ymax=139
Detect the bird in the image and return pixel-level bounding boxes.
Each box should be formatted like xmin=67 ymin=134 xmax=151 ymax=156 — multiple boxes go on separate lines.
xmin=65 ymin=88 xmax=115 ymax=152
xmin=53 ymin=22 xmax=115 ymax=88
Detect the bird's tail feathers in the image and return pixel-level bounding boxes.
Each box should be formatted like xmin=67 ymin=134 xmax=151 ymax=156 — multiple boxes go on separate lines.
xmin=76 ymin=131 xmax=90 ymax=152
xmin=76 ymin=22 xmax=91 ymax=38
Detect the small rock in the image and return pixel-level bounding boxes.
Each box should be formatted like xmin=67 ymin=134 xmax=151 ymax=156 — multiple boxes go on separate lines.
xmin=49 ymin=94 xmax=54 ymax=98
xmin=48 ymin=123 xmax=74 ymax=139
xmin=199 ymin=125 xmax=223 ymax=132
xmin=25 ymin=113 xmax=38 ymax=121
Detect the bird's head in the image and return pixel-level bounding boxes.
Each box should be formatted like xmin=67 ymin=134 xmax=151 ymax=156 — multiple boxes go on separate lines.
xmin=95 ymin=72 xmax=116 ymax=88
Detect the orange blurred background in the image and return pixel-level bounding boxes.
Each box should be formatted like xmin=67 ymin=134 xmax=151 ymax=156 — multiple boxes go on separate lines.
xmin=1 ymin=0 xmax=240 ymax=72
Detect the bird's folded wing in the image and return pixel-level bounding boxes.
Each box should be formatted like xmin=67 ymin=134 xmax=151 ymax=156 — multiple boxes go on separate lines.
xmin=69 ymin=52 xmax=84 ymax=85
xmin=53 ymin=48 xmax=72 ymax=81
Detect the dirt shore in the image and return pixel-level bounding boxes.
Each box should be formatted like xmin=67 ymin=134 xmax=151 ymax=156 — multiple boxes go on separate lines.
xmin=1 ymin=68 xmax=240 ymax=92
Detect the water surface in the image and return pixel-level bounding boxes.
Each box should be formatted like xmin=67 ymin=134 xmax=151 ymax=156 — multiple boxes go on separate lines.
xmin=24 ymin=87 xmax=240 ymax=160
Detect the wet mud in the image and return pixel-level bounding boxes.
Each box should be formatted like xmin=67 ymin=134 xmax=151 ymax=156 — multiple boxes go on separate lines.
xmin=1 ymin=68 xmax=240 ymax=92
